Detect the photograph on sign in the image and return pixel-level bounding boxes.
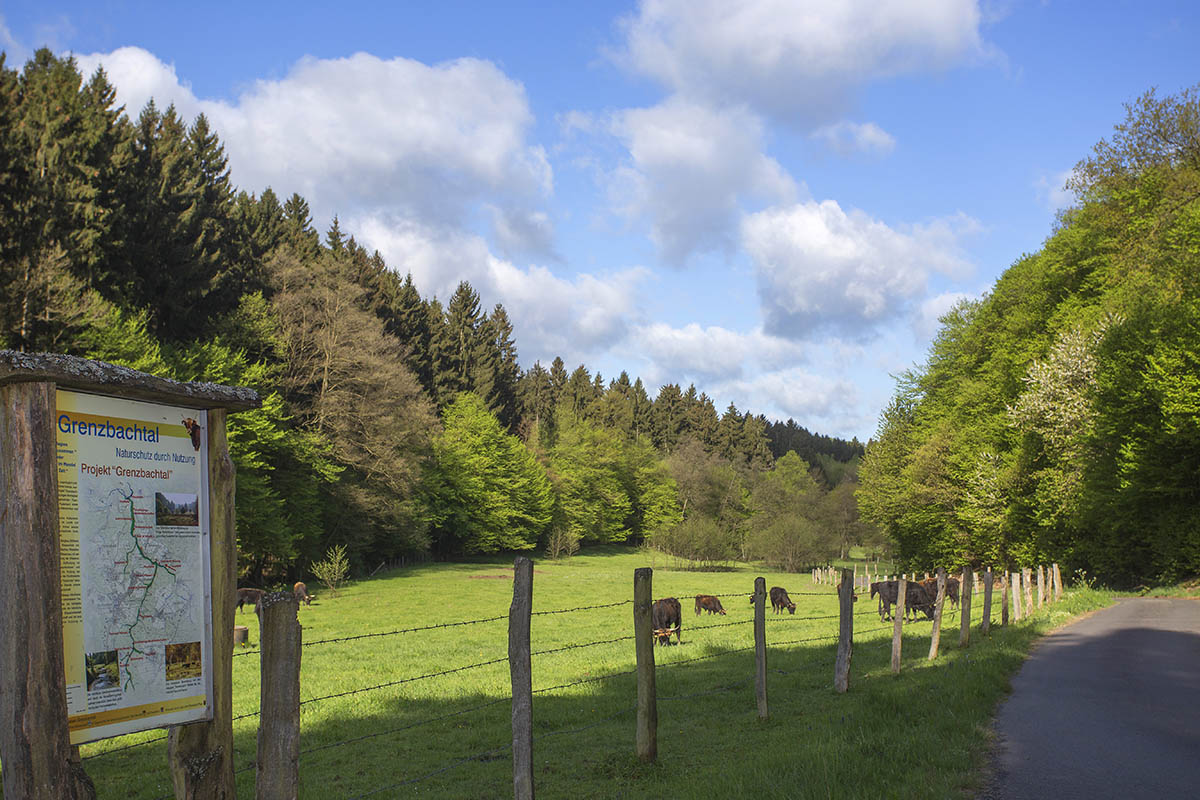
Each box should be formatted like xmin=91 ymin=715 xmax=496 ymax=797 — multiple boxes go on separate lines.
xmin=55 ymin=390 xmax=214 ymax=744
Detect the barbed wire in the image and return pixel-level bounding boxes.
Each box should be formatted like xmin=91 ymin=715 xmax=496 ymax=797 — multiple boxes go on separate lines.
xmin=298 ymin=654 xmax=511 ymax=709
xmin=765 ymin=612 xmax=841 ymax=622
xmin=532 ymin=599 xmax=631 ymax=615
xmin=688 ymin=618 xmax=754 ymax=633
xmin=80 ymin=732 xmax=168 ymax=760
xmin=347 ymin=743 xmax=510 ymax=798
xmin=659 ymin=673 xmax=756 ymax=701
xmin=533 ymin=703 xmax=638 ymax=741
xmin=533 ymin=667 xmax=638 ymax=695
xmin=531 ymin=633 xmax=636 ymax=658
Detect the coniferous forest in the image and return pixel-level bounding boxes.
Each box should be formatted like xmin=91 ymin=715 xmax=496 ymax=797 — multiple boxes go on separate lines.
xmin=1 ymin=50 xmax=871 ymax=582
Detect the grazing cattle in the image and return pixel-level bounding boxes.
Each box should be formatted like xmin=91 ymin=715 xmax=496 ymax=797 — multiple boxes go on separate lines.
xmin=694 ymin=594 xmax=726 ymax=615
xmin=945 ymin=577 xmax=961 ymax=608
xmin=905 ymin=582 xmax=935 ymax=621
xmin=181 ymin=417 xmax=202 ymax=451
xmin=652 ymin=597 xmax=682 ymax=645
xmin=293 ymin=581 xmax=312 ymax=606
xmin=769 ymin=586 xmax=796 ymax=615
xmin=236 ymin=587 xmax=265 ymax=614
xmin=870 ymin=580 xmax=898 ymax=621
xmin=837 ymin=583 xmax=859 ymax=604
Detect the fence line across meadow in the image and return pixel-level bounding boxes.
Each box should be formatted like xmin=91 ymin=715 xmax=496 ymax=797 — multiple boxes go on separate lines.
xmin=81 ymin=559 xmax=1062 ymax=799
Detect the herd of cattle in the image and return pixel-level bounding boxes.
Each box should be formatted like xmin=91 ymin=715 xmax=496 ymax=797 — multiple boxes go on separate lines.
xmin=650 ymin=586 xmax=799 ymax=645
xmin=870 ymin=577 xmax=960 ymax=622
xmin=236 ymin=582 xmax=312 ymax=614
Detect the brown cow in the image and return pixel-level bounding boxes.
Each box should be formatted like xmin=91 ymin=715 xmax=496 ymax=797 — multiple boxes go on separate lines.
xmin=181 ymin=417 xmax=202 ymax=451
xmin=694 ymin=594 xmax=726 ymax=615
xmin=769 ymin=586 xmax=796 ymax=614
xmin=236 ymin=587 xmax=265 ymax=614
xmin=293 ymin=581 xmax=312 ymax=606
xmin=652 ymin=597 xmax=682 ymax=644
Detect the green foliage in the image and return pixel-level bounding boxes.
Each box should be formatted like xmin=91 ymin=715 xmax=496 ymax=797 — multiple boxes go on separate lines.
xmin=310 ymin=544 xmax=350 ymax=597
xmin=429 ymin=393 xmax=553 ymax=554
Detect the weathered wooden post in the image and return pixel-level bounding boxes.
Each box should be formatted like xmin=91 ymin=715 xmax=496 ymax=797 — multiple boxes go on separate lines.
xmin=754 ymin=577 xmax=768 ymax=716
xmin=257 ymin=592 xmax=301 ymax=800
xmin=1053 ymin=563 xmax=1063 ymax=602
xmin=509 ymin=557 xmax=534 ymax=800
xmin=959 ymin=567 xmax=973 ymax=647
xmin=633 ymin=568 xmax=656 ymax=762
xmin=1022 ymin=568 xmax=1034 ymax=617
xmin=1012 ymin=572 xmax=1024 ymax=620
xmin=891 ymin=577 xmax=907 ymax=674
xmin=1 ymin=352 xmax=258 ymax=800
xmin=928 ymin=568 xmax=947 ymax=660
xmin=982 ymin=568 xmax=993 ymax=635
xmin=1001 ymin=572 xmax=1010 ymax=626
xmin=1037 ymin=565 xmax=1045 ymax=608
xmin=834 ymin=569 xmax=854 ymax=693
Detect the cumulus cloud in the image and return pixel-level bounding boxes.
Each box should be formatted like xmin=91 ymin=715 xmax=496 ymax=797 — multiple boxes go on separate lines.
xmin=810 ymin=121 xmax=896 ymax=157
xmin=74 ymin=48 xmax=552 ymax=234
xmin=616 ymin=0 xmax=993 ymax=123
xmin=915 ymin=290 xmax=975 ymax=339
xmin=632 ymin=323 xmax=807 ymax=380
xmin=1034 ymin=168 xmax=1076 ymax=212
xmin=609 ymin=97 xmax=797 ymax=264
xmin=743 ymin=200 xmax=978 ymax=338
xmin=714 ymin=367 xmax=860 ymax=427
xmin=352 ymin=215 xmax=645 ymax=364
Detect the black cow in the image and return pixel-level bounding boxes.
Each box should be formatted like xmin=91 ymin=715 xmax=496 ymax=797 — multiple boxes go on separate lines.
xmin=652 ymin=597 xmax=682 ymax=645
xmin=945 ymin=576 xmax=961 ymax=608
xmin=769 ymin=586 xmax=796 ymax=615
xmin=905 ymin=582 xmax=935 ymax=621
xmin=236 ymin=587 xmax=265 ymax=614
xmin=695 ymin=594 xmax=726 ymax=615
xmin=870 ymin=580 xmax=897 ymax=621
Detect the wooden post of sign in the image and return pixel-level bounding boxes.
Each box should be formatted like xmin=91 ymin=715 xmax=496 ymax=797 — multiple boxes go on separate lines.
xmin=257 ymin=592 xmax=301 ymax=800
xmin=1053 ymin=563 xmax=1063 ymax=602
xmin=169 ymin=408 xmax=237 ymax=799
xmin=1022 ymin=568 xmax=1034 ymax=618
xmin=1001 ymin=572 xmax=1010 ymax=626
xmin=0 ymin=381 xmax=97 ymax=800
xmin=982 ymin=568 xmax=994 ymax=635
xmin=633 ymin=568 xmax=656 ymax=762
xmin=754 ymin=577 xmax=768 ymax=716
xmin=1012 ymin=572 xmax=1024 ymax=620
xmin=959 ymin=567 xmax=973 ymax=647
xmin=891 ymin=577 xmax=907 ymax=674
xmin=509 ymin=557 xmax=534 ymax=800
xmin=928 ymin=568 xmax=947 ymax=660
xmin=834 ymin=569 xmax=854 ymax=693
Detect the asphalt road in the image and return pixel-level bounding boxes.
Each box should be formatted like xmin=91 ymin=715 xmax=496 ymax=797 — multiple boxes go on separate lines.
xmin=980 ymin=597 xmax=1200 ymax=799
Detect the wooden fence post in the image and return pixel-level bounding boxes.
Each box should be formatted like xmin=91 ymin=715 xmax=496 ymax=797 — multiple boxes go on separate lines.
xmin=633 ymin=568 xmax=656 ymax=762
xmin=1001 ymin=572 xmax=1010 ymax=626
xmin=509 ymin=557 xmax=534 ymax=800
xmin=1053 ymin=563 xmax=1063 ymax=602
xmin=1022 ymin=568 xmax=1034 ymax=617
xmin=0 ymin=382 xmax=96 ymax=800
xmin=959 ymin=567 xmax=973 ymax=648
xmin=834 ymin=569 xmax=854 ymax=692
xmin=754 ymin=577 xmax=768 ymax=716
xmin=891 ymin=577 xmax=907 ymax=674
xmin=982 ymin=568 xmax=993 ymax=635
xmin=928 ymin=568 xmax=947 ymax=661
xmin=1012 ymin=572 xmax=1024 ymax=620
xmin=257 ymin=592 xmax=301 ymax=800
xmin=1037 ymin=565 xmax=1045 ymax=608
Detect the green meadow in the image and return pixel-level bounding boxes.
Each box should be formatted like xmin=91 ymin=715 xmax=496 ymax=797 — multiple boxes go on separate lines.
xmin=75 ymin=548 xmax=1114 ymax=799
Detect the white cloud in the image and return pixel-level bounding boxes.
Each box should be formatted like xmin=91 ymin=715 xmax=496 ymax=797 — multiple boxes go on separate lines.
xmin=915 ymin=290 xmax=975 ymax=339
xmin=616 ymin=0 xmax=993 ymax=122
xmin=610 ymin=97 xmax=797 ymax=264
xmin=743 ymin=200 xmax=978 ymax=338
xmin=74 ymin=48 xmax=552 ymax=234
xmin=632 ymin=323 xmax=807 ymax=380
xmin=810 ymin=121 xmax=896 ymax=157
xmin=714 ymin=368 xmax=860 ymax=427
xmin=1034 ymin=168 xmax=1076 ymax=212
xmin=352 ymin=215 xmax=645 ymax=365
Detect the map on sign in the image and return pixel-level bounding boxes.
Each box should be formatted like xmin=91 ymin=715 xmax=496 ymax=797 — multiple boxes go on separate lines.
xmin=57 ymin=390 xmax=214 ymax=744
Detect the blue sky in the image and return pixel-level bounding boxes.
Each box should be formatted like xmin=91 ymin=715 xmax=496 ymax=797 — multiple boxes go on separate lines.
xmin=4 ymin=1 xmax=1197 ymax=441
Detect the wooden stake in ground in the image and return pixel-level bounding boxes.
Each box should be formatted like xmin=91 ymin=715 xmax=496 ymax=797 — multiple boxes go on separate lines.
xmin=1037 ymin=565 xmax=1046 ymax=608
xmin=1012 ymin=572 xmax=1024 ymax=620
xmin=509 ymin=557 xmax=534 ymax=800
xmin=959 ymin=567 xmax=973 ymax=647
xmin=928 ymin=568 xmax=947 ymax=661
xmin=754 ymin=577 xmax=768 ymax=717
xmin=1053 ymin=563 xmax=1063 ymax=602
xmin=633 ymin=568 xmax=657 ymax=762
xmin=1001 ymin=572 xmax=1010 ymax=626
xmin=257 ymin=591 xmax=301 ymax=800
xmin=1023 ymin=568 xmax=1034 ymax=617
xmin=834 ymin=569 xmax=854 ymax=692
xmin=891 ymin=577 xmax=907 ymax=674
xmin=982 ymin=568 xmax=993 ymax=635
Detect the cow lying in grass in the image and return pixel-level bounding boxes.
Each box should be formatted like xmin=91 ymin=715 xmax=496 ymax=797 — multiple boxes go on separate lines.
xmin=652 ymin=597 xmax=682 ymax=645
xmin=694 ymin=594 xmax=726 ymax=615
